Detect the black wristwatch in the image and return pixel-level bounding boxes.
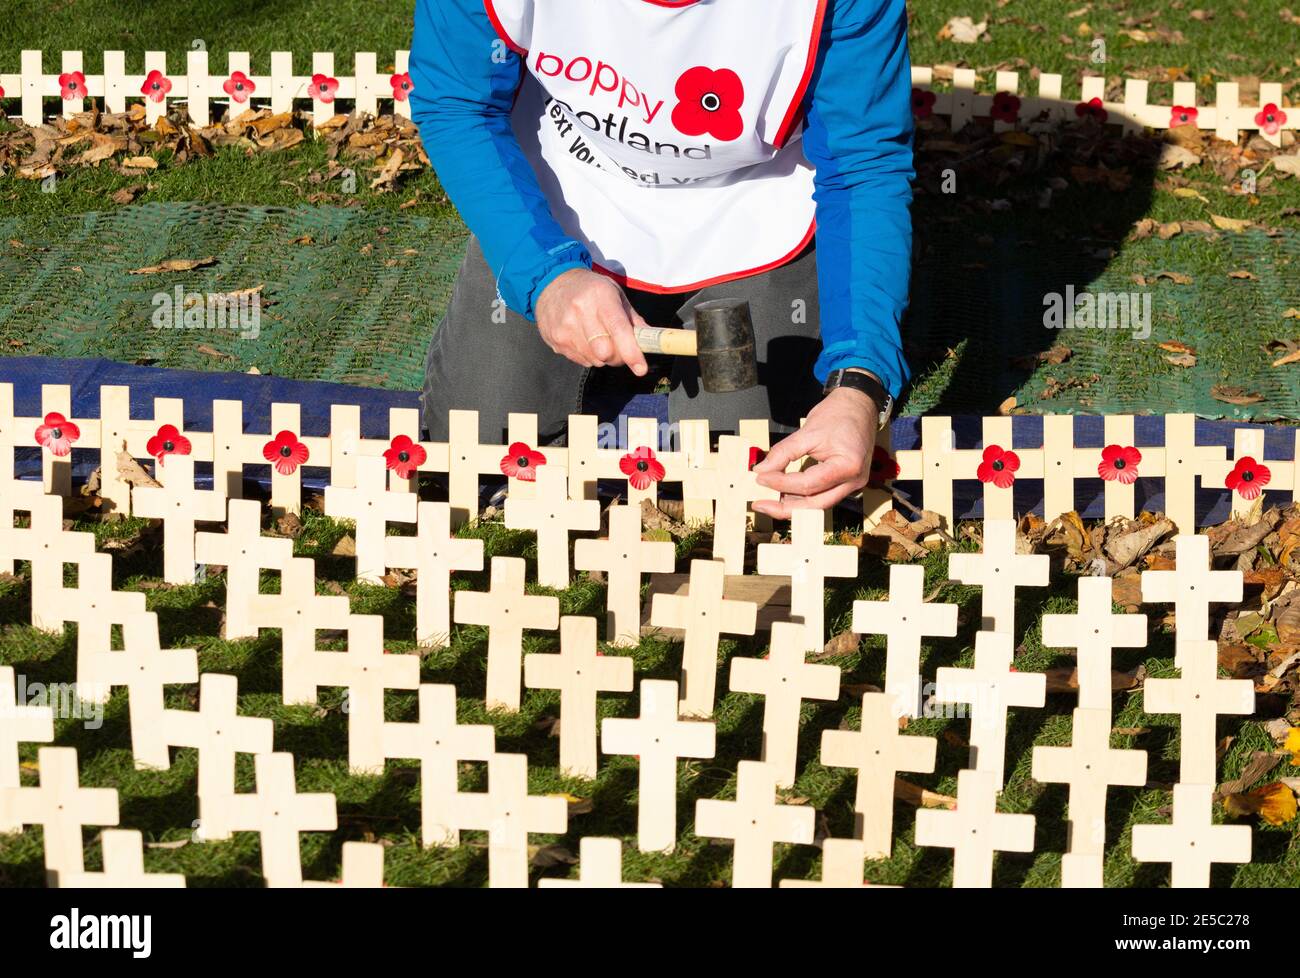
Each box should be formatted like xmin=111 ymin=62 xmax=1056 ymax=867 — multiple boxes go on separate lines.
xmin=823 ymin=368 xmax=893 ymax=431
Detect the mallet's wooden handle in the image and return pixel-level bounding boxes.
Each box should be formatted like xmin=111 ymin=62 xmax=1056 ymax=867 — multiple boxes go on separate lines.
xmin=633 ymin=326 xmax=697 ymax=357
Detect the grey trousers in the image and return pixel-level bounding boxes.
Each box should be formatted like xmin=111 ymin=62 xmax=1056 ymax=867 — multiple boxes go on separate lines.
xmin=421 ymin=235 xmax=824 ymax=444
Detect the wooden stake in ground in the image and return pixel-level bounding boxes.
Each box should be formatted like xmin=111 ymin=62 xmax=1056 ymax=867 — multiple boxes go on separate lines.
xmin=305 ymin=615 xmax=421 ymax=774
xmin=57 ymin=829 xmax=186 ymax=888
xmin=537 ymin=836 xmax=662 ymax=888
xmin=1131 ymin=783 xmax=1251 ymax=888
xmin=384 ymin=501 xmax=483 ymax=648
xmin=454 ymin=556 xmax=560 ymax=712
xmin=504 ymin=464 xmax=600 ymax=589
xmin=0 ymin=665 xmax=54 ymax=834
xmin=682 ymin=435 xmax=778 ymax=574
xmin=382 ymin=684 xmax=496 ymax=848
xmin=852 ymin=564 xmax=959 ymax=718
xmin=1031 ymin=707 xmax=1147 ymax=888
xmin=694 ymin=760 xmax=815 ymax=888
xmin=947 ymin=520 xmax=1049 ymax=635
xmin=779 ymin=838 xmax=899 ymax=888
xmin=1041 ymin=576 xmax=1148 ymax=718
xmin=449 ymin=752 xmax=567 ymax=888
xmin=756 ymin=509 xmax=858 ymax=652
xmin=933 ymin=631 xmax=1046 ymax=790
xmin=601 ymin=679 xmax=716 ymax=852
xmin=132 ymin=454 xmax=228 ymax=584
xmin=324 ymin=454 xmax=418 ymax=584
xmin=161 ymin=672 xmax=273 ymax=842
xmin=194 ymin=498 xmax=294 ymax=640
xmin=915 ymin=768 xmax=1035 ymax=888
xmin=1143 ymin=639 xmax=1254 ymax=786
xmin=302 ymin=841 xmax=388 ymax=888
xmin=208 ymin=752 xmax=337 ymax=888
xmin=820 ymin=692 xmax=937 ymax=858
xmin=650 ymin=558 xmax=757 ymax=718
xmin=574 ymin=504 xmax=674 ymax=646
xmin=246 ymin=557 xmax=352 ymax=706
xmin=729 ymin=621 xmax=841 ymax=788
xmin=0 ymin=746 xmax=118 ymax=884
xmin=523 ymin=616 xmax=634 ymax=779
xmin=80 ymin=612 xmax=198 ymax=770
xmin=1141 ymin=534 xmax=1242 ymax=667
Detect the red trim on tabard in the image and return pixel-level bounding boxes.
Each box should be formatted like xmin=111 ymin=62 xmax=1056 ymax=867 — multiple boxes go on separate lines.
xmin=640 ymin=0 xmax=706 ymax=6
xmin=483 ymin=0 xmax=528 ymax=56
xmin=592 ymin=218 xmax=817 ymax=294
xmin=772 ymin=0 xmax=829 ymax=148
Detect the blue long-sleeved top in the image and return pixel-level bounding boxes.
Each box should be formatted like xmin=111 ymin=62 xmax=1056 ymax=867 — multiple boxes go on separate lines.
xmin=409 ymin=0 xmax=914 ymax=398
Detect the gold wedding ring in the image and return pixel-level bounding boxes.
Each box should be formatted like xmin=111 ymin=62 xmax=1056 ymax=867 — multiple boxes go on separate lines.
xmin=586 ymin=332 xmax=611 ymax=343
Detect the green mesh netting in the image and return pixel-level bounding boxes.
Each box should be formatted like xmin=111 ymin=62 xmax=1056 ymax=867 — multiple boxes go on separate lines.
xmin=1 ymin=202 xmax=1298 ymax=419
xmin=0 ymin=202 xmax=469 ymax=390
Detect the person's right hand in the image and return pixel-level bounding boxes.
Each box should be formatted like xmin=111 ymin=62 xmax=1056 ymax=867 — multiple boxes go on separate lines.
xmin=535 ymin=268 xmax=649 ymax=376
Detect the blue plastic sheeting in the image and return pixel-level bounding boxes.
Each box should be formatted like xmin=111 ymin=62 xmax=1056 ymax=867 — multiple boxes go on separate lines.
xmin=0 ymin=356 xmax=1277 ymax=526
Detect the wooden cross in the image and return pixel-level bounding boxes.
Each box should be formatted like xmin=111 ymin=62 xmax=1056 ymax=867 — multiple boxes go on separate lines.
xmin=755 ymin=509 xmax=858 ymax=652
xmin=80 ymin=612 xmax=198 ymax=770
xmin=209 ymin=751 xmax=337 ymax=888
xmin=504 ymin=464 xmax=600 ymax=589
xmin=1202 ymin=427 xmax=1297 ymax=519
xmin=384 ymin=501 xmax=483 ymax=648
xmin=1042 ymin=576 xmax=1148 ymax=716
xmin=195 ymin=498 xmax=295 ymax=641
xmin=381 ymin=683 xmax=496 ymax=848
xmin=1141 ymin=534 xmax=1242 ymax=667
xmin=1143 ymin=639 xmax=1254 ymax=785
xmin=650 ymin=558 xmax=757 ymax=719
xmin=212 ymin=400 xmax=333 ymax=515
xmin=99 ymin=385 xmax=213 ymax=515
xmin=694 ymin=760 xmax=816 ymax=888
xmin=305 ymin=615 xmax=421 ymax=774
xmin=1131 ymin=782 xmax=1251 ymax=888
xmin=447 ymin=411 xmax=560 ymax=525
xmin=566 ymin=415 xmax=685 ymax=506
xmin=1031 ymin=707 xmax=1147 ymax=888
xmin=1144 ymin=415 xmax=1227 ymax=532
xmin=329 ymin=402 xmax=446 ymax=491
xmin=0 ymin=473 xmax=46 ymax=577
xmin=302 ymin=841 xmax=388 ymax=888
xmin=779 ymin=838 xmax=899 ymax=888
xmin=57 ymin=829 xmax=186 ymax=888
xmin=0 ymin=746 xmax=119 ymax=884
xmin=914 ymin=768 xmax=1036 ymax=888
xmin=820 ymin=692 xmax=937 ymax=858
xmin=601 ymin=679 xmax=716 ymax=852
xmin=523 ymin=616 xmax=634 ymax=778
xmin=852 ymin=564 xmax=959 ymax=717
xmin=729 ymin=621 xmax=841 ymax=788
xmin=50 ymin=553 xmax=145 ymax=703
xmin=324 ymin=454 xmax=418 ymax=584
xmin=893 ymin=417 xmax=1044 ymax=529
xmin=933 ymin=631 xmax=1046 ymax=789
xmin=682 ymin=435 xmax=778 ymax=574
xmin=1041 ymin=415 xmax=1164 ymax=523
xmin=678 ymin=418 xmax=717 ymax=523
xmin=537 ymin=836 xmax=662 ymax=888
xmin=574 ymin=504 xmax=675 ymax=646
xmin=0 ymin=665 xmax=54 ymax=834
xmin=453 ymin=556 xmax=560 ymax=712
xmin=12 ymin=384 xmax=103 ymax=497
xmin=0 ymin=493 xmax=95 ymax=631
xmin=247 ymin=556 xmax=353 ymax=706
xmin=947 ymin=519 xmax=1049 ymax=634
xmin=161 ymin=672 xmax=273 ymax=842
xmin=132 ymin=454 xmax=228 ymax=584
xmin=450 ymin=752 xmax=568 ymax=888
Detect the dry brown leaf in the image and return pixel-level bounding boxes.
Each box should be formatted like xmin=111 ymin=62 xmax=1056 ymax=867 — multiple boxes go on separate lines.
xmin=1210 ymin=384 xmax=1264 ymax=405
xmin=894 ymin=777 xmax=956 ymax=809
xmin=1221 ymin=782 xmax=1297 ymax=826
xmin=1210 ymin=214 xmax=1252 ymax=233
xmin=1155 ymin=270 xmax=1194 ymax=285
xmin=1228 ymin=269 xmax=1258 ymax=280
xmin=116 ymin=449 xmax=160 ymax=490
xmin=128 ymin=257 xmax=217 ymax=275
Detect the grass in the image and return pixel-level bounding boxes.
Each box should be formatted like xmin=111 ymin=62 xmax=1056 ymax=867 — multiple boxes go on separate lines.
xmin=0 ymin=509 xmax=1295 ymax=887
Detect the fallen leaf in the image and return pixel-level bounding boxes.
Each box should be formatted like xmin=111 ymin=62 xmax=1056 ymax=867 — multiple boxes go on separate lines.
xmin=1211 ymin=214 xmax=1252 ymax=233
xmin=937 ymin=15 xmax=989 ymax=43
xmin=1222 ymin=782 xmax=1297 ymax=825
xmin=1155 ymin=270 xmax=1194 ymax=285
xmin=116 ymin=448 xmax=160 ymax=490
xmin=1210 ymin=384 xmax=1264 ymax=405
xmin=894 ymin=777 xmax=956 ymax=809
xmin=1228 ymin=270 xmax=1258 ymax=280
xmin=128 ymin=256 xmax=217 ymax=275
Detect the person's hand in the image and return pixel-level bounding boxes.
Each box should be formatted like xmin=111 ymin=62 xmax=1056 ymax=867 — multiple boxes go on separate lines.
xmin=535 ymin=268 xmax=649 ymax=376
xmin=751 ymin=387 xmax=879 ymax=518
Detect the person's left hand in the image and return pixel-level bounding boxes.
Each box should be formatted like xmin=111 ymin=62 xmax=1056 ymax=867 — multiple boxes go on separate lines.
xmin=751 ymin=387 xmax=879 ymax=518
